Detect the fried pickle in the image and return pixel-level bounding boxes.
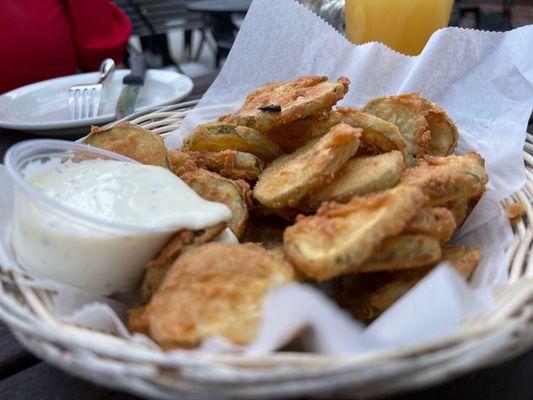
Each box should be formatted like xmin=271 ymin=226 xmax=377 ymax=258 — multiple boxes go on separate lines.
xmin=333 ymin=244 xmax=480 ymax=322
xmin=413 ymin=94 xmax=458 ymax=156
xmin=167 ymin=149 xmax=264 ymax=181
xmin=221 ymin=76 xmax=350 ymax=132
xmin=179 ymin=167 xmax=251 ymax=238
xmin=403 ymin=206 xmax=457 ymax=243
xmin=358 ymin=234 xmax=442 ymax=273
xmin=143 ymin=243 xmax=294 ymax=348
xmin=85 ymin=121 xmax=168 ymax=167
xmin=265 ymin=108 xmax=405 ymax=155
xmin=254 ymin=123 xmax=361 ymax=209
xmin=140 ymin=222 xmax=227 ymax=303
xmin=284 ymin=186 xmax=428 ymax=281
xmin=399 ymin=152 xmax=488 ymax=205
xmin=362 ymin=94 xmax=431 ymax=165
xmin=182 ymin=123 xmax=282 ymax=163
xmin=297 ymin=150 xmax=405 ymax=212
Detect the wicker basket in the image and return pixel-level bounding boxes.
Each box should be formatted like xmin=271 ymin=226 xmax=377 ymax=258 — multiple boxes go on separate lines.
xmin=1 ymin=102 xmax=533 ymax=399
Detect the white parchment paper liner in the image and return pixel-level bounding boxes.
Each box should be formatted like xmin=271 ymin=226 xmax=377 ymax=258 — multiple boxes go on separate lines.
xmin=1 ymin=0 xmax=532 ymax=356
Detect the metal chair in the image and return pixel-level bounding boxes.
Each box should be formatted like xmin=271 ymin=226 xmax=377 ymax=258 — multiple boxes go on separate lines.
xmin=115 ymin=0 xmax=209 ymax=69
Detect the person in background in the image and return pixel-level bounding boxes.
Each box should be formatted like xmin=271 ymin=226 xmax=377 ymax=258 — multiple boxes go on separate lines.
xmin=0 ymin=0 xmax=131 ymax=94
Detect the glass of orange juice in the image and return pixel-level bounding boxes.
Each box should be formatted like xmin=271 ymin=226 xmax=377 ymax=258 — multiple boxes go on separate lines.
xmin=345 ymin=0 xmax=455 ymax=56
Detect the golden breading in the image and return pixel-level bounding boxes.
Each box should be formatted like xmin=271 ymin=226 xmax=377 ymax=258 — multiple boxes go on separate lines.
xmin=333 ymin=244 xmax=480 ymax=322
xmin=144 ymin=243 xmax=294 ymax=348
xmin=358 ymin=234 xmax=442 ymax=273
xmin=362 ymin=94 xmax=431 ymax=165
xmin=140 ymin=223 xmax=227 ymax=304
xmin=127 ymin=306 xmax=150 ymax=335
xmin=440 ymin=244 xmax=480 ymax=279
xmin=297 ymin=150 xmax=405 ymax=212
xmin=403 ymin=207 xmax=457 ymax=243
xmin=254 ymin=123 xmax=361 ymax=209
xmin=411 ymin=94 xmax=458 ymax=156
xmin=265 ymin=108 xmax=405 ymax=155
xmin=84 ymin=121 xmax=168 ymax=167
xmin=444 ymin=198 xmax=469 ymax=227
xmin=283 ymin=186 xmax=428 ymax=281
xmin=221 ymin=76 xmax=350 ymax=132
xmin=167 ymin=149 xmax=264 ymax=181
xmin=182 ymin=123 xmax=282 ymax=163
xmin=179 ymin=167 xmax=251 ymax=238
xmin=399 ymin=152 xmax=488 ymax=205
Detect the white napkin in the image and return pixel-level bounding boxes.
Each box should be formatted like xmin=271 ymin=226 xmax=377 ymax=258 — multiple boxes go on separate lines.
xmin=1 ymin=0 xmax=532 ymax=355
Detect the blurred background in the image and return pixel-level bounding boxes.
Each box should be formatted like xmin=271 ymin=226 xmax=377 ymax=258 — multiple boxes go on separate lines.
xmin=117 ymin=0 xmax=532 ymax=78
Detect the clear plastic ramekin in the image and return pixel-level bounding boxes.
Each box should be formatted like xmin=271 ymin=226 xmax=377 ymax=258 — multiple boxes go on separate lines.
xmin=4 ymin=139 xmax=176 ymax=295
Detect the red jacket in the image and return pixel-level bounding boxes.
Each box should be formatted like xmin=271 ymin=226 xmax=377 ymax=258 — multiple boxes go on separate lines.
xmin=0 ymin=0 xmax=131 ymax=93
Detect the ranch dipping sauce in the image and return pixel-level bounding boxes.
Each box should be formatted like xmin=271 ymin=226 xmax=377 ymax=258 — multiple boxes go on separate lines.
xmin=12 ymin=158 xmax=232 ymax=295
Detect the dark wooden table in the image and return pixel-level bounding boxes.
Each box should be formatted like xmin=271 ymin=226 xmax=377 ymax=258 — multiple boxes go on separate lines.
xmin=1 ymin=74 xmax=533 ymax=399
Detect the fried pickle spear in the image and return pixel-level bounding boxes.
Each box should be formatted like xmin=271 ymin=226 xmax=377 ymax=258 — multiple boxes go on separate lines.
xmin=178 ymin=167 xmax=251 ymax=238
xmin=297 ymin=150 xmax=405 ymax=212
xmin=84 ymin=121 xmax=168 ymax=167
xmin=167 ymin=149 xmax=265 ymax=181
xmin=403 ymin=206 xmax=457 ymax=243
xmin=141 ymin=243 xmax=294 ymax=348
xmin=284 ymin=186 xmax=428 ymax=281
xmin=358 ymin=234 xmax=442 ymax=273
xmin=140 ymin=222 xmax=227 ymax=303
xmin=254 ymin=123 xmax=361 ymax=209
xmin=399 ymin=152 xmax=488 ymax=205
xmin=221 ymin=76 xmax=350 ymax=132
xmin=182 ymin=123 xmax=282 ymax=163
xmin=265 ymin=108 xmax=406 ymax=155
xmin=333 ymin=245 xmax=480 ymax=322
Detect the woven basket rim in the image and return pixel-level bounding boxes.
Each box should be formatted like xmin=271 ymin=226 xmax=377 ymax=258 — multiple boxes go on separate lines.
xmin=1 ymin=102 xmax=532 ymax=398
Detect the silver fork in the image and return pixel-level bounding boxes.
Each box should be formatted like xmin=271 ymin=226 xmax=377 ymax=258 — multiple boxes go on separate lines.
xmin=69 ymin=58 xmax=115 ymax=119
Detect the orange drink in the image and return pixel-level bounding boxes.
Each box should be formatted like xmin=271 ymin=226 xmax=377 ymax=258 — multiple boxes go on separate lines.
xmin=345 ymin=0 xmax=454 ymax=56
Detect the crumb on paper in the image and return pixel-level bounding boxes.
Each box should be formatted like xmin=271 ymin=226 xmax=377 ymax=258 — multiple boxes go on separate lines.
xmin=504 ymin=201 xmax=527 ymax=223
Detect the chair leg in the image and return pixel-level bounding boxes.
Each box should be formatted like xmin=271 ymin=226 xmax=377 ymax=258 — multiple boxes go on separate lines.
xmin=193 ymin=29 xmax=207 ymax=62
xmin=183 ymin=29 xmax=192 ymax=61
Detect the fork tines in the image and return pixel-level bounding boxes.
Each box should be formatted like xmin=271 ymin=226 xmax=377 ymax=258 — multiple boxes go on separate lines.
xmin=68 ymin=85 xmax=103 ymax=120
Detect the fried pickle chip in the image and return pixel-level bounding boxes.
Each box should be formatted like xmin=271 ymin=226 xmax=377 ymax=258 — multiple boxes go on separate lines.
xmin=297 ymin=150 xmax=405 ymax=212
xmin=85 ymin=121 xmax=168 ymax=167
xmin=182 ymin=123 xmax=282 ymax=163
xmin=441 ymin=244 xmax=480 ymax=279
xmin=358 ymin=234 xmax=442 ymax=273
xmin=413 ymin=94 xmax=458 ymax=156
xmin=222 ymin=76 xmax=350 ymax=132
xmin=284 ymin=186 xmax=428 ymax=281
xmin=254 ymin=123 xmax=361 ymax=209
xmin=140 ymin=223 xmax=227 ymax=303
xmin=399 ymin=152 xmax=488 ymax=205
xmin=403 ymin=207 xmax=457 ymax=243
xmin=144 ymin=243 xmax=294 ymax=348
xmin=362 ymin=94 xmax=431 ymax=165
xmin=167 ymin=149 xmax=264 ymax=181
xmin=127 ymin=306 xmax=150 ymax=335
xmin=444 ymin=198 xmax=469 ymax=227
xmin=265 ymin=108 xmax=405 ymax=155
xmin=179 ymin=167 xmax=251 ymax=238
xmin=333 ymin=244 xmax=480 ymax=322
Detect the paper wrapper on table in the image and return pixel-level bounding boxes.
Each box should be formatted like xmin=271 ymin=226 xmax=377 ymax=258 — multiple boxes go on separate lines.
xmin=1 ymin=0 xmax=533 ymax=356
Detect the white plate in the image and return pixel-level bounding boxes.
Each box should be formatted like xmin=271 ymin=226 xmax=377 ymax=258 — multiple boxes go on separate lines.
xmin=0 ymin=69 xmax=193 ymax=136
